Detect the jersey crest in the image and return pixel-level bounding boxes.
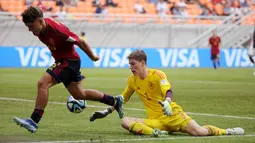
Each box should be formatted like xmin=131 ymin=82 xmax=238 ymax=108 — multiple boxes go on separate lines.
xmin=148 ymin=81 xmax=154 ymax=89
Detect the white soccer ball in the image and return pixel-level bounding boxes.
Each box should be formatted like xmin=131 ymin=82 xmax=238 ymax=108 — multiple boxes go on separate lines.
xmin=66 ymin=95 xmax=86 ymax=113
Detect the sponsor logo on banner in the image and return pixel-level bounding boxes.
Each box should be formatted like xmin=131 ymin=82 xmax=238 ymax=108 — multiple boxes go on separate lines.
xmin=92 ymin=48 xmax=131 ymax=68
xmin=157 ymin=48 xmax=200 ymax=68
xmin=223 ymin=48 xmax=253 ymax=67
xmin=0 ymin=47 xmax=253 ymax=68
xmin=15 ymin=47 xmax=54 ymax=67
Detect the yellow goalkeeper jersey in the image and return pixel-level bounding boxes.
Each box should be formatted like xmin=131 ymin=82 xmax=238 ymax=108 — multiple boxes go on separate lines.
xmin=122 ymin=69 xmax=172 ymax=119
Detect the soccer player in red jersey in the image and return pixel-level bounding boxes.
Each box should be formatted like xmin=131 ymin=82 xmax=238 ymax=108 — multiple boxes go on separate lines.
xmin=209 ymin=31 xmax=221 ymax=69
xmin=13 ymin=6 xmax=124 ymax=133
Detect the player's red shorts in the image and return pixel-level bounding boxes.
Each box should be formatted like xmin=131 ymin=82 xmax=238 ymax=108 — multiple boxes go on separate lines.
xmin=46 ymin=59 xmax=85 ymax=87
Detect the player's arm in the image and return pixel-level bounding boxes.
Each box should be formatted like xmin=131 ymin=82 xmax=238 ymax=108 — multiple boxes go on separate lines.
xmin=155 ymin=70 xmax=173 ymax=116
xmin=54 ymin=21 xmax=98 ymax=61
xmin=208 ymin=38 xmax=212 ymax=47
xmin=76 ymin=38 xmax=99 ymax=61
xmin=90 ymin=77 xmax=135 ymax=122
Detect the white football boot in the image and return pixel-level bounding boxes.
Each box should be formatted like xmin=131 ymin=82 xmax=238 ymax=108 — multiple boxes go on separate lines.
xmin=226 ymin=127 xmax=245 ymax=135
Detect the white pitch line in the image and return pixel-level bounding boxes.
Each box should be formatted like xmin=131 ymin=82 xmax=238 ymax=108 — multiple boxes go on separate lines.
xmin=17 ymin=134 xmax=255 ymax=143
xmin=1 ymin=97 xmax=255 ymax=120
xmin=1 ymin=73 xmax=254 ymax=85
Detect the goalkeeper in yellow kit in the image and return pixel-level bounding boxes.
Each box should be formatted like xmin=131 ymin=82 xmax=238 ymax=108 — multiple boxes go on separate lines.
xmin=90 ymin=50 xmax=245 ymax=137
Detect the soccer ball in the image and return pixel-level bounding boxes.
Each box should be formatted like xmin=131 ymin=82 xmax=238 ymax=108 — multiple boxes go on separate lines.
xmin=66 ymin=95 xmax=86 ymax=113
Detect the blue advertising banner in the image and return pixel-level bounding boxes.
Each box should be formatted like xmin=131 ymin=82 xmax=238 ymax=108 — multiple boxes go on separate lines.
xmin=0 ymin=46 xmax=253 ymax=68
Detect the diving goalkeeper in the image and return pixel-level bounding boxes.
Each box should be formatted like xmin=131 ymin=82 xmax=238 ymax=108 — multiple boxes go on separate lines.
xmin=90 ymin=50 xmax=245 ymax=137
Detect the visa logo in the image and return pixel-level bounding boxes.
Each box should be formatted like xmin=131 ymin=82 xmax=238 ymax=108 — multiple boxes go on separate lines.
xmin=157 ymin=48 xmax=200 ymax=68
xmin=92 ymin=48 xmax=131 ymax=68
xmin=15 ymin=47 xmax=54 ymax=67
xmin=223 ymin=49 xmax=253 ymax=67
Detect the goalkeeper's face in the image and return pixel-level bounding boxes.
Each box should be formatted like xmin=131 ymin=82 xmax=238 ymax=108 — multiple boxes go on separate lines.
xmin=129 ymin=58 xmax=146 ymax=76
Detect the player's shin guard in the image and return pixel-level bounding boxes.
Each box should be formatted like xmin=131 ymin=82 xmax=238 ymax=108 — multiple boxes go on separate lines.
xmin=203 ymin=125 xmax=226 ymax=136
xmin=30 ymin=109 xmax=44 ymax=123
xmin=128 ymin=121 xmax=153 ymax=135
xmin=100 ymin=94 xmax=115 ymax=106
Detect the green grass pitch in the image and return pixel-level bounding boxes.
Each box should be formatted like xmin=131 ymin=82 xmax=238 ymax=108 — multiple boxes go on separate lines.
xmin=0 ymin=68 xmax=255 ymax=143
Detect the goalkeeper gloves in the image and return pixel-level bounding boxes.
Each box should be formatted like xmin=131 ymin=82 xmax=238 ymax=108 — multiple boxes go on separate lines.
xmin=158 ymin=99 xmax=172 ymax=116
xmin=90 ymin=107 xmax=112 ymax=122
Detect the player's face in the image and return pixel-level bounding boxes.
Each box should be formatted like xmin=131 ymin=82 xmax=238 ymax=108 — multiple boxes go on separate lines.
xmin=129 ymin=58 xmax=145 ymax=76
xmin=213 ymin=31 xmax=217 ymax=37
xmin=25 ymin=18 xmax=43 ymax=35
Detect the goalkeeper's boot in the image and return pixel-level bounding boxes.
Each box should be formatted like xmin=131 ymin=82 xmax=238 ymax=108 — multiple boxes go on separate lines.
xmin=114 ymin=95 xmax=124 ymax=119
xmin=226 ymin=127 xmax=245 ymax=135
xmin=14 ymin=117 xmax=38 ymax=133
xmin=152 ymin=129 xmax=169 ymax=137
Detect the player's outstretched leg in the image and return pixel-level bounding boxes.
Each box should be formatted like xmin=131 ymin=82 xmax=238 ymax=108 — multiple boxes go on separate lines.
xmin=13 ymin=73 xmax=57 ymax=133
xmin=13 ymin=117 xmax=38 ymax=133
xmin=121 ymin=117 xmax=168 ymax=137
xmin=67 ymin=82 xmax=125 ymax=118
xmin=185 ymin=120 xmax=245 ymax=136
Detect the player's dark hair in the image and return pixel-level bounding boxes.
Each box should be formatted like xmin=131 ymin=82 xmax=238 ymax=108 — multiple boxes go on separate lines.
xmin=128 ymin=50 xmax=147 ymax=64
xmin=21 ymin=6 xmax=43 ymax=23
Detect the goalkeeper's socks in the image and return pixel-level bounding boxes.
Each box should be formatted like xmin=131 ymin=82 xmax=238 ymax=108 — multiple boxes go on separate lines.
xmin=100 ymin=94 xmax=115 ymax=106
xmin=129 ymin=121 xmax=153 ymax=135
xmin=203 ymin=125 xmax=226 ymax=136
xmin=30 ymin=109 xmax=44 ymax=123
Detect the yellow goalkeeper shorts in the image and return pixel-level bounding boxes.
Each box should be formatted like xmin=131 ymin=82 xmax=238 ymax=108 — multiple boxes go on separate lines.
xmin=143 ymin=102 xmax=192 ymax=132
